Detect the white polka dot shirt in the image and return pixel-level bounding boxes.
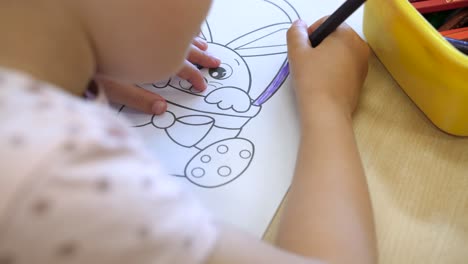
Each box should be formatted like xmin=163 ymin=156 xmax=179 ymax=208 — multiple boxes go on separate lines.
xmin=0 ymin=69 xmax=218 ymax=264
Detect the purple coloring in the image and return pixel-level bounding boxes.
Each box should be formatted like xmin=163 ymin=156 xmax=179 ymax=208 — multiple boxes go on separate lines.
xmin=253 ymin=61 xmax=290 ymax=106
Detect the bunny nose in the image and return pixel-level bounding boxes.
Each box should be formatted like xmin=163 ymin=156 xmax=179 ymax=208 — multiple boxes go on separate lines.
xmin=178 ymin=78 xmax=209 ymax=90
xmin=179 ymin=79 xmax=193 ymax=90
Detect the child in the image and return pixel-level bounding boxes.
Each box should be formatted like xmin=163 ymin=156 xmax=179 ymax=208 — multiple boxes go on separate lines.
xmin=0 ymin=0 xmax=376 ymax=264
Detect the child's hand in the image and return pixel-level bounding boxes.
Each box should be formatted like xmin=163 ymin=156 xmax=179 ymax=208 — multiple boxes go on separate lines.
xmin=97 ymin=37 xmax=220 ymax=115
xmin=287 ymin=18 xmax=369 ymax=119
xmin=177 ymin=37 xmax=221 ymax=91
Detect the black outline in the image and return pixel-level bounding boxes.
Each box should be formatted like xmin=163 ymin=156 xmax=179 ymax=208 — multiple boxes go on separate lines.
xmin=118 ymin=104 xmax=152 ymax=127
xmin=209 ymin=63 xmax=234 ymax=80
xmin=217 ymin=144 xmax=229 ymax=154
xmin=201 ymin=42 xmax=254 ymax=96
xmin=191 ymin=167 xmax=206 ymax=178
xmin=184 ymin=137 xmax=256 ymax=188
xmin=204 ymin=87 xmax=252 ymax=113
xmin=164 ymin=115 xmax=215 ymax=148
xmin=201 ymin=155 xmax=212 ymax=163
xmin=167 ymin=81 xmax=206 ymax=98
xmin=227 ymin=23 xmax=291 ymax=50
xmin=200 ymin=20 xmax=213 ymax=42
xmin=159 ymin=99 xmax=261 ymax=119
xmin=237 ymin=44 xmax=287 ymax=50
xmin=118 ymin=0 xmax=299 ymax=189
xmin=151 ymin=111 xmax=176 ymax=129
xmin=209 ymin=81 xmax=223 ymax=86
xmin=241 ymin=52 xmax=290 ymax=58
xmin=152 ymin=80 xmax=171 ymax=88
xmin=264 ymin=0 xmax=300 ymax=21
xmin=253 ymin=59 xmax=290 ymax=105
xmin=240 ymin=149 xmax=252 ymax=159
xmin=218 ymin=166 xmax=232 ymax=177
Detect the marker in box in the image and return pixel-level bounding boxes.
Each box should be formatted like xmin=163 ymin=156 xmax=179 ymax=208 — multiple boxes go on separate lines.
xmin=438 ymin=8 xmax=468 ymax=30
xmin=445 ymin=37 xmax=468 ymax=54
xmin=441 ymin=27 xmax=468 ymax=40
xmin=412 ymin=0 xmax=468 ymax=14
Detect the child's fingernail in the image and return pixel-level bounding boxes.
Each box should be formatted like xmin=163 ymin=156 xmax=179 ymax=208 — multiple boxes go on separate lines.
xmin=212 ymin=57 xmax=221 ymax=64
xmin=199 ymin=82 xmax=207 ymax=91
xmin=195 ymin=81 xmax=207 ymax=92
xmin=196 ymin=38 xmax=208 ymax=49
xmin=206 ymin=53 xmax=221 ymax=64
xmin=198 ymin=37 xmax=207 ymax=43
xmin=152 ymin=100 xmax=167 ymax=114
xmin=293 ymin=19 xmax=306 ymax=26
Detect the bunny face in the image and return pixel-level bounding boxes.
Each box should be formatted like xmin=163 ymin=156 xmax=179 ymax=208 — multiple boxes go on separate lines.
xmin=166 ymin=43 xmax=251 ymax=96
xmin=151 ymin=0 xmax=300 ymax=114
xmin=118 ymin=0 xmax=301 ymax=188
xmin=202 ymin=43 xmax=252 ymax=95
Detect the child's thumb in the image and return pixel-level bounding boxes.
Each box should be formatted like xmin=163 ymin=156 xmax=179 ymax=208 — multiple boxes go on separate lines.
xmin=287 ymin=20 xmax=309 ymax=52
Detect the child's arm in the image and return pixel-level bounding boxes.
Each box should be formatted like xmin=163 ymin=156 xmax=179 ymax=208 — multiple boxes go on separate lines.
xmin=205 ymin=19 xmax=376 ymax=264
xmin=276 ymin=18 xmax=376 ymax=263
xmin=96 ymin=37 xmax=220 ymax=115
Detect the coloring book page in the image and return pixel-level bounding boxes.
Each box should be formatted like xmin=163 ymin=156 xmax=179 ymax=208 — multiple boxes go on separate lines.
xmin=115 ymin=0 xmax=364 ymax=237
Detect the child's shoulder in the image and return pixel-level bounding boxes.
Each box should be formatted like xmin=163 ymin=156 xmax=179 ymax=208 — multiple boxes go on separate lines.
xmin=0 ymin=68 xmax=218 ymax=264
xmin=0 ymin=67 xmax=140 ymax=214
xmin=0 ymin=67 xmax=137 ymax=175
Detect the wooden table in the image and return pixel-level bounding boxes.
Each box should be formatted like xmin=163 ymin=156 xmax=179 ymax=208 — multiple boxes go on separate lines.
xmin=264 ymin=52 xmax=468 ymax=264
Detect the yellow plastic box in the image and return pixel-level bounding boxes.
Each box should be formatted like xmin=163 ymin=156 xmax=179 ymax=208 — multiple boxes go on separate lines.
xmin=363 ymin=0 xmax=468 ymax=136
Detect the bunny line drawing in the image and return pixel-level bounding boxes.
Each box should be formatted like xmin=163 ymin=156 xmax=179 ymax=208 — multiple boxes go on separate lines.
xmin=118 ymin=0 xmax=299 ymax=188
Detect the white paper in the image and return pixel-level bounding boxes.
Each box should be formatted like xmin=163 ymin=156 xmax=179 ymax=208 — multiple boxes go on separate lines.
xmin=115 ymin=0 xmax=364 ymax=237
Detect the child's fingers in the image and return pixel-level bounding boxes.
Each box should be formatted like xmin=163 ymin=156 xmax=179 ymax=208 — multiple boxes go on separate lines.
xmin=187 ymin=45 xmax=221 ymax=69
xmin=177 ymin=61 xmax=207 ymax=91
xmin=192 ymin=37 xmax=208 ymax=51
xmin=307 ymin=16 xmax=330 ymax=35
xmin=307 ymin=17 xmax=354 ymax=44
xmin=96 ymin=77 xmax=167 ymax=115
xmin=287 ymin=20 xmax=310 ymax=54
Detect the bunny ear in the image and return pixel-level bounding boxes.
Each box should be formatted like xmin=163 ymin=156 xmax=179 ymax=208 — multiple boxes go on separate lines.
xmin=226 ymin=23 xmax=291 ymax=57
xmin=264 ymin=0 xmax=300 ymax=22
xmin=199 ymin=20 xmax=213 ymax=43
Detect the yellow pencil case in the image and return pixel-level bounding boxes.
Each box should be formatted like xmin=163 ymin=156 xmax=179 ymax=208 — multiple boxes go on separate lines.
xmin=363 ymin=0 xmax=468 ymax=136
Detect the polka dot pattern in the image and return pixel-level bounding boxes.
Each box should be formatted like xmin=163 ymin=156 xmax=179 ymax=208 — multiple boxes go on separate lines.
xmin=138 ymin=226 xmax=150 ymax=239
xmin=63 ymin=141 xmax=77 ymax=152
xmin=96 ymin=178 xmax=111 ymax=192
xmin=183 ymin=237 xmax=193 ymax=249
xmin=26 ymin=82 xmax=43 ymax=94
xmin=9 ymin=135 xmax=24 ymax=147
xmin=31 ymin=199 xmax=50 ymax=216
xmin=0 ymin=69 xmax=218 ymax=264
xmin=55 ymin=242 xmax=78 ymax=258
xmin=107 ymin=126 xmax=128 ymax=139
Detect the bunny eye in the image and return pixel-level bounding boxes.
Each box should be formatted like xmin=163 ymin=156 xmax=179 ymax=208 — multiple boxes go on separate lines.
xmin=209 ymin=63 xmax=233 ymax=80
